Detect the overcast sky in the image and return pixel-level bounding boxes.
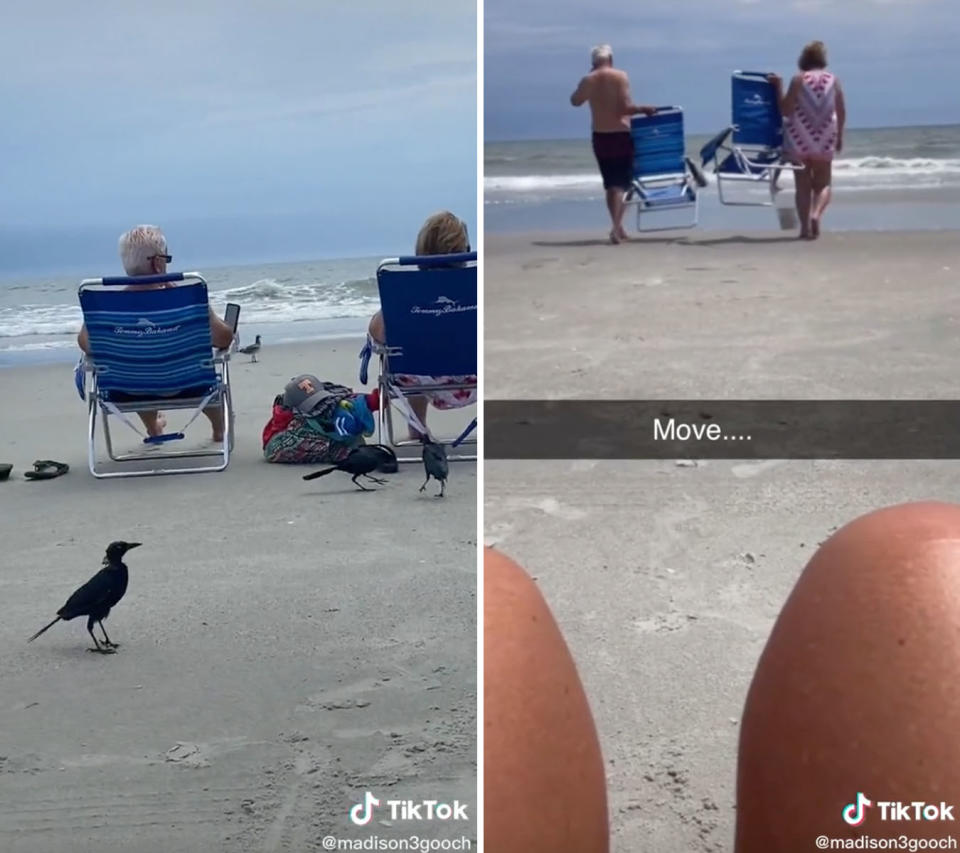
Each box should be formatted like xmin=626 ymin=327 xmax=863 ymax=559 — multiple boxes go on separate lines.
xmin=485 ymin=0 xmax=960 ymax=140
xmin=0 ymin=0 xmax=476 ymax=276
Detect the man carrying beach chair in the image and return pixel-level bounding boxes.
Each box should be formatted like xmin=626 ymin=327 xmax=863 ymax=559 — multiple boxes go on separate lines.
xmin=623 ymin=106 xmax=707 ymax=232
xmin=570 ymin=44 xmax=658 ymax=244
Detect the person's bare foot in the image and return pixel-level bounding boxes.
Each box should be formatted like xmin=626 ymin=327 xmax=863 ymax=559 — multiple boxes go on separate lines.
xmin=144 ymin=412 xmax=167 ymax=437
xmin=617 ymin=226 xmax=629 ymax=241
xmin=609 ymin=229 xmax=622 ymax=245
xmin=810 ymin=217 xmax=821 ymax=239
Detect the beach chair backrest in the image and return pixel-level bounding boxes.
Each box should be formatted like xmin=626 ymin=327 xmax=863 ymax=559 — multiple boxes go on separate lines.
xmin=78 ymin=273 xmax=218 ymax=395
xmin=377 ymin=253 xmax=477 ymax=378
xmin=731 ymin=72 xmax=783 ymax=149
xmin=631 ymin=108 xmax=687 ymax=178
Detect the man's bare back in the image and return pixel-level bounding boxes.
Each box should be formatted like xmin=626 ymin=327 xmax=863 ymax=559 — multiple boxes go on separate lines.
xmin=570 ymin=66 xmax=638 ymax=132
xmin=570 ymin=46 xmax=656 ymax=242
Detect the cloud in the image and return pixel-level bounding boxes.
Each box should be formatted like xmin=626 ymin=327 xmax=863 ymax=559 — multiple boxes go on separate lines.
xmin=0 ymin=0 xmax=478 ymax=248
xmin=200 ymin=74 xmax=475 ymax=127
xmin=485 ymin=0 xmax=959 ymax=138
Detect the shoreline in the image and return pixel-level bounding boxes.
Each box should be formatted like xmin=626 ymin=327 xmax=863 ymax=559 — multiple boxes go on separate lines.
xmin=486 ymin=224 xmax=960 ymax=247
xmin=484 ymin=195 xmax=960 ymax=234
xmin=0 ymin=319 xmax=371 ymax=369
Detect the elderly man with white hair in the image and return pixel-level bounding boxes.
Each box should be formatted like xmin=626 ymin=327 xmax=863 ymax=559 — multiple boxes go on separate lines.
xmin=570 ymin=44 xmax=657 ymax=244
xmin=77 ymin=225 xmax=234 ymax=441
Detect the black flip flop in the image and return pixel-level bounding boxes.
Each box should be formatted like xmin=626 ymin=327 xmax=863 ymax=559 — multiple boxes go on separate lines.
xmin=23 ymin=460 xmax=70 ymax=480
xmin=0 ymin=464 xmax=11 ymax=481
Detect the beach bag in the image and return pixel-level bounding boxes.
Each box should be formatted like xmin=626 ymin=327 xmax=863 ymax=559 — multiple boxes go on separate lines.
xmin=262 ymin=376 xmax=375 ymax=464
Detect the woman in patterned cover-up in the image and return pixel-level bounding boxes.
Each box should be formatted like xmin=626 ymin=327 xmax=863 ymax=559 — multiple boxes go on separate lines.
xmin=769 ymin=41 xmax=847 ymax=240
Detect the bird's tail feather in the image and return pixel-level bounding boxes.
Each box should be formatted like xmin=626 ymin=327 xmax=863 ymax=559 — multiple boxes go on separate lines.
xmin=27 ymin=617 xmax=61 ymax=643
xmin=302 ymin=467 xmax=336 ymax=481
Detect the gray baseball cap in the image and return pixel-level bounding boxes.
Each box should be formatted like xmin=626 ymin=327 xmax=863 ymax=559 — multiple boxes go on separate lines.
xmin=283 ymin=374 xmax=341 ymax=414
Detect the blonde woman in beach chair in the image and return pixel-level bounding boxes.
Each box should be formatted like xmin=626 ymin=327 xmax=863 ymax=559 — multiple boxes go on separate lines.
xmin=360 ymin=211 xmax=477 ymax=461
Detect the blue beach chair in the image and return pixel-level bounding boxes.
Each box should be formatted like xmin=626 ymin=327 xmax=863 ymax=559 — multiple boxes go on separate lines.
xmin=700 ymin=71 xmax=804 ymax=206
xmin=358 ymin=252 xmax=477 ymax=462
xmin=623 ymin=107 xmax=706 ymax=232
xmin=78 ymin=272 xmax=234 ymax=478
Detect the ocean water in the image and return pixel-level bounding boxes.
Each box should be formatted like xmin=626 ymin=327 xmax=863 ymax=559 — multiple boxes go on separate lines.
xmin=485 ymin=124 xmax=960 ymax=232
xmin=0 ymin=256 xmax=381 ymax=367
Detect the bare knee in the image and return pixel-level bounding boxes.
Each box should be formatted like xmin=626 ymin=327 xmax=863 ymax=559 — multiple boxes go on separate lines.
xmin=484 ymin=548 xmax=609 ymax=852
xmin=810 ymin=163 xmax=831 ymax=192
xmin=368 ymin=311 xmax=385 ymax=344
xmin=736 ymin=502 xmax=960 ymax=850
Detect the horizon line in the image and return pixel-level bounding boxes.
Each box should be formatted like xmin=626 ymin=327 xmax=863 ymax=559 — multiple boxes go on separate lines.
xmin=485 ymin=120 xmax=960 ymax=145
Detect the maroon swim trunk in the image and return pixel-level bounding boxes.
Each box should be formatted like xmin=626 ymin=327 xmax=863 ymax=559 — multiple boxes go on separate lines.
xmin=592 ymin=131 xmax=635 ymax=190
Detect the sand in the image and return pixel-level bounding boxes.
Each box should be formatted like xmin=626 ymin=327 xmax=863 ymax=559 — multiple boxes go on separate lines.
xmin=486 ymin=229 xmax=960 ymax=398
xmin=0 ymin=339 xmax=477 ymax=853
xmin=484 ymin=229 xmax=960 ymax=851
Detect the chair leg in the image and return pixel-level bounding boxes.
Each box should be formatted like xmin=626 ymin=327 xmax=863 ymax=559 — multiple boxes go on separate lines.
xmin=384 ymin=386 xmax=397 ymax=448
xmin=223 ymin=390 xmax=231 ymax=468
xmin=222 ymin=364 xmax=235 ymax=453
xmin=224 ymin=385 xmax=234 ymax=454
xmin=102 ymin=408 xmax=119 ymax=461
xmin=88 ymin=398 xmax=99 ymax=477
xmin=377 ymin=374 xmax=386 ymax=448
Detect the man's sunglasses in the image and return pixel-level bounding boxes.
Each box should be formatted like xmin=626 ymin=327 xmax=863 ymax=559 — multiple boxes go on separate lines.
xmin=149 ymin=253 xmax=173 ymax=263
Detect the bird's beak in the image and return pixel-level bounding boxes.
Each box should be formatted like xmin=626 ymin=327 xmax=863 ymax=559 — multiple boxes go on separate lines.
xmin=125 ymin=542 xmax=142 ymax=550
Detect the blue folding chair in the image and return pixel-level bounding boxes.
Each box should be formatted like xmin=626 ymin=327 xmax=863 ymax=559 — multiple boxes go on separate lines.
xmin=78 ymin=272 xmax=234 ymax=478
xmin=623 ymin=107 xmax=706 ymax=232
xmin=358 ymin=252 xmax=477 ymax=462
xmin=700 ymin=71 xmax=804 ymax=206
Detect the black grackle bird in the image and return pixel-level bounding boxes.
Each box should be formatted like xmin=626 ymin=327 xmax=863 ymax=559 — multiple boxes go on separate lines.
xmin=238 ymin=334 xmax=262 ymax=362
xmin=27 ymin=541 xmax=141 ymax=654
xmin=302 ymin=445 xmax=396 ymax=491
xmin=420 ymin=441 xmax=449 ymax=498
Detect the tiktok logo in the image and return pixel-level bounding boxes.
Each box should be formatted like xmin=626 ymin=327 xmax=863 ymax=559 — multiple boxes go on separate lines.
xmin=350 ymin=791 xmax=380 ymax=826
xmin=843 ymin=792 xmax=873 ymax=826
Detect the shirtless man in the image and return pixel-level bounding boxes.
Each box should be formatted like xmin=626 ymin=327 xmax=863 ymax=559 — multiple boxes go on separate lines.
xmin=570 ymin=45 xmax=656 ymax=244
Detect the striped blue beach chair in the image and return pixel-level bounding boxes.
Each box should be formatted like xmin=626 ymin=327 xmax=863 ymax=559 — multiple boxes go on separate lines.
xmin=623 ymin=107 xmax=706 ymax=232
xmin=699 ymin=71 xmax=804 ymax=206
xmin=358 ymin=252 xmax=477 ymax=462
xmin=78 ymin=272 xmax=233 ymax=478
